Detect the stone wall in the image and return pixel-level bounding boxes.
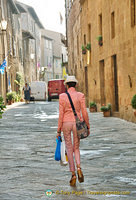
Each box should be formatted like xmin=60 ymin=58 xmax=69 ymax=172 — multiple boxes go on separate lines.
xmin=66 ymin=0 xmax=136 ymax=123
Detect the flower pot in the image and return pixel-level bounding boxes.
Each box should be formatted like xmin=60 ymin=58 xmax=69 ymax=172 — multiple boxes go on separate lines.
xmin=82 ymin=50 xmax=86 ymax=54
xmin=134 ymin=110 xmax=136 ymax=117
xmin=98 ymin=40 xmax=103 ymax=46
xmin=103 ymin=110 xmax=111 ymax=117
xmin=8 ymin=100 xmax=12 ymax=105
xmin=20 ymin=98 xmax=24 ymax=102
xmin=90 ymin=107 xmax=97 ymax=112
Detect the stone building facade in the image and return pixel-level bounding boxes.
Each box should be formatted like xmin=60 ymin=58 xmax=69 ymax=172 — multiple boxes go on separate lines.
xmin=41 ymin=29 xmax=68 ymax=84
xmin=16 ymin=1 xmax=44 ymax=84
xmin=0 ymin=0 xmax=44 ymax=103
xmin=41 ymin=29 xmax=54 ymax=83
xmin=66 ymin=0 xmax=136 ymax=123
xmin=0 ymin=0 xmax=20 ymax=101
xmin=7 ymin=1 xmax=23 ymax=93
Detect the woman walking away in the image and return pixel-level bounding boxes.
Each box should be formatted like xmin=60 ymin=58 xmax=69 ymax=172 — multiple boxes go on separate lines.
xmin=57 ymin=76 xmax=90 ymax=187
xmin=22 ymin=83 xmax=31 ymax=104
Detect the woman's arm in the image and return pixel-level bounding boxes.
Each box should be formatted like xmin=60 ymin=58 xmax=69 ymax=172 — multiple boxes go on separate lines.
xmin=57 ymin=95 xmax=65 ymax=133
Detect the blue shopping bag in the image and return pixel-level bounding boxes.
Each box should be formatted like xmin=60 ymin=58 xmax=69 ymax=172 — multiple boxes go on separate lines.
xmin=55 ymin=136 xmax=61 ymax=161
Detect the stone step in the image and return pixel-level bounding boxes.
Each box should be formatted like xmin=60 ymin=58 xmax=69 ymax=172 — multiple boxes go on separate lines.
xmin=112 ymin=112 xmax=120 ymax=118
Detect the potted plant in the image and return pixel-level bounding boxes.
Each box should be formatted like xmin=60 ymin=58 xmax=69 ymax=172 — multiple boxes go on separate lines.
xmin=89 ymin=102 xmax=97 ymax=112
xmin=20 ymin=98 xmax=24 ymax=102
xmin=0 ymin=110 xmax=3 ymax=119
xmin=12 ymin=91 xmax=16 ymax=103
xmin=15 ymin=94 xmax=21 ymax=102
xmin=17 ymin=94 xmax=21 ymax=102
xmin=6 ymin=92 xmax=14 ymax=105
xmin=0 ymin=96 xmax=6 ymax=119
xmin=131 ymin=94 xmax=136 ymax=116
xmin=101 ymin=103 xmax=111 ymax=117
xmin=81 ymin=45 xmax=86 ymax=54
xmin=96 ymin=35 xmax=103 ymax=46
xmin=86 ymin=43 xmax=91 ymax=51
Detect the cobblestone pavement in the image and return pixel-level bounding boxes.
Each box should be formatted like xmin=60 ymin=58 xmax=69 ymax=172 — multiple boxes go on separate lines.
xmin=0 ymin=101 xmax=136 ymax=200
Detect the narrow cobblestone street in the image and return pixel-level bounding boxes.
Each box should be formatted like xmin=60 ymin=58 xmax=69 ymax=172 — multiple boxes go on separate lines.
xmin=0 ymin=102 xmax=136 ymax=200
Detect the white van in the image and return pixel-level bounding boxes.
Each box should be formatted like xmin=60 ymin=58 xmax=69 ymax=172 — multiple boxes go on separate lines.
xmin=30 ymin=81 xmax=47 ymax=101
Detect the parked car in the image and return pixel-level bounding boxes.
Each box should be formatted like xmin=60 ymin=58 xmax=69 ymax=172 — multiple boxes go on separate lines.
xmin=30 ymin=81 xmax=47 ymax=101
xmin=48 ymin=79 xmax=66 ymax=101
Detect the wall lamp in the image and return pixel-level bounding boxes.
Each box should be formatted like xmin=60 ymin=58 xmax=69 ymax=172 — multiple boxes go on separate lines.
xmin=0 ymin=19 xmax=7 ymax=31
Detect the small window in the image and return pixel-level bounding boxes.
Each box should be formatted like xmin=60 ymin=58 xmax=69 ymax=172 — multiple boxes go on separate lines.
xmin=9 ymin=33 xmax=12 ymax=55
xmin=56 ymin=60 xmax=58 ymax=67
xmin=19 ymin=48 xmax=23 ymax=64
xmin=88 ymin=24 xmax=91 ymax=43
xmin=99 ymin=13 xmax=102 ymax=35
xmin=111 ymin=12 xmax=115 ymax=38
xmin=49 ymin=41 xmax=52 ymax=49
xmin=12 ymin=36 xmax=16 ymax=57
xmin=46 ymin=40 xmax=48 ymax=48
xmin=131 ymin=0 xmax=136 ymax=26
xmin=84 ymin=34 xmax=86 ymax=45
xmin=47 ymin=56 xmax=48 ymax=66
xmin=77 ymin=35 xmax=79 ymax=55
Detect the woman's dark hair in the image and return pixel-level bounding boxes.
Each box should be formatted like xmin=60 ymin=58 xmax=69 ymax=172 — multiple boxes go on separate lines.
xmin=66 ymin=82 xmax=76 ymax=88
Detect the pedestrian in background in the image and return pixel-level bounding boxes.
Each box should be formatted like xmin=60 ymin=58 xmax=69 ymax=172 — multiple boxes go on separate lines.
xmin=57 ymin=76 xmax=90 ymax=186
xmin=22 ymin=83 xmax=31 ymax=104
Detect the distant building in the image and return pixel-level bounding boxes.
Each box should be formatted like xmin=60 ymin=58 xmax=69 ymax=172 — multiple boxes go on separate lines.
xmin=44 ymin=29 xmax=63 ymax=80
xmin=41 ymin=29 xmax=68 ymax=83
xmin=41 ymin=30 xmax=54 ymax=83
xmin=0 ymin=0 xmax=45 ymax=102
xmin=15 ymin=1 xmax=44 ymax=83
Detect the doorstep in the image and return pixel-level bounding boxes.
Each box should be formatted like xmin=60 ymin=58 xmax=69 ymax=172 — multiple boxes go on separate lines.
xmin=112 ymin=112 xmax=120 ymax=118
